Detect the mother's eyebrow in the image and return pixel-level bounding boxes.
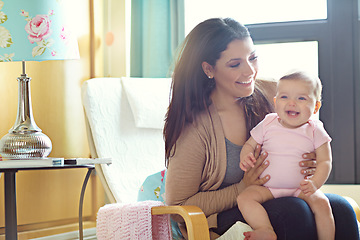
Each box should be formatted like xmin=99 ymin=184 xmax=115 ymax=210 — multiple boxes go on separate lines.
xmin=226 ymin=58 xmax=241 ymax=63
xmin=226 ymin=51 xmax=257 ymax=63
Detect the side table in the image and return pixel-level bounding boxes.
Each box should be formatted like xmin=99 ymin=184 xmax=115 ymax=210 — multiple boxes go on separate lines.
xmin=0 ymin=159 xmax=111 ymax=240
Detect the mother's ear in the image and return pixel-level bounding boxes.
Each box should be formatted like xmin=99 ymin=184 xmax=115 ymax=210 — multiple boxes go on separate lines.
xmin=202 ymin=61 xmax=214 ymax=79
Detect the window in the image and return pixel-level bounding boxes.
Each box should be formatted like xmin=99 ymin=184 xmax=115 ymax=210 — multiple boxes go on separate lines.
xmin=185 ymin=0 xmax=327 ymax=34
xmin=255 ymin=41 xmax=318 ymax=80
xmin=185 ymin=0 xmax=360 ymax=183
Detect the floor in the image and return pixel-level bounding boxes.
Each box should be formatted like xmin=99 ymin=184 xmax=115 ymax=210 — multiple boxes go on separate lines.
xmin=32 ymin=228 xmax=97 ymax=240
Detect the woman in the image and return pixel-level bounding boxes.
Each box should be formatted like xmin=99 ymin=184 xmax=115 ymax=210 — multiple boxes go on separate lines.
xmin=164 ymin=18 xmax=359 ymax=239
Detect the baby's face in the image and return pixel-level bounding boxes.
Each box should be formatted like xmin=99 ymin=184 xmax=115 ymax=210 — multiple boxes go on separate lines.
xmin=274 ymin=79 xmax=317 ymax=128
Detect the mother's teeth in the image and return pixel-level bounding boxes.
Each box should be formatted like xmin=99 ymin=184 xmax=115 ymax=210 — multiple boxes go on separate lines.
xmin=239 ymin=80 xmax=252 ymax=84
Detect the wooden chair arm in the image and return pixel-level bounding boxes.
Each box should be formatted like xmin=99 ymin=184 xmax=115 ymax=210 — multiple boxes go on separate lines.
xmin=152 ymin=205 xmax=210 ymax=240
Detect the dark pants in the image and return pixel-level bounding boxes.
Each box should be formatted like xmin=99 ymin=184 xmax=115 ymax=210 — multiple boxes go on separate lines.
xmin=215 ymin=193 xmax=359 ymax=240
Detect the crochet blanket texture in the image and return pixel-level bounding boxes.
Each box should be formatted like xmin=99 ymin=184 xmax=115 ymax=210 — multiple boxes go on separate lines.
xmin=97 ymin=200 xmax=172 ymax=240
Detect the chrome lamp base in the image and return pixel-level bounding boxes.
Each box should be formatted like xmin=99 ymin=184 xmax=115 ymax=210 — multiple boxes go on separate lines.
xmin=0 ymin=132 xmax=52 ymax=158
xmin=0 ymin=61 xmax=52 ymax=159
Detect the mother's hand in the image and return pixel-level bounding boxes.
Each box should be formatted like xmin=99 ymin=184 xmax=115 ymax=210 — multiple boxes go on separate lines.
xmin=241 ymin=144 xmax=270 ymax=187
xmin=299 ymin=152 xmax=317 ymax=179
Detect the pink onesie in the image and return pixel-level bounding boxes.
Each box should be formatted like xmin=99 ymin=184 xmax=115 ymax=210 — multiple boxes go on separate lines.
xmin=250 ymin=113 xmax=332 ymax=198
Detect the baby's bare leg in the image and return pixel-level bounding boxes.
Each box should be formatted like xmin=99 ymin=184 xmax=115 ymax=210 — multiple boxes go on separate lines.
xmin=237 ymin=185 xmax=276 ymax=240
xmin=298 ymin=190 xmax=335 ymax=240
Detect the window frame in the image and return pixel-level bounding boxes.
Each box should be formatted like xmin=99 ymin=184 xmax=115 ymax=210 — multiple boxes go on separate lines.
xmin=247 ymin=0 xmax=359 ymax=183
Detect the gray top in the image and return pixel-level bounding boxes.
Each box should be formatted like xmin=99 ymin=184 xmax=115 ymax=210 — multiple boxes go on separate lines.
xmin=219 ymin=138 xmax=244 ymax=189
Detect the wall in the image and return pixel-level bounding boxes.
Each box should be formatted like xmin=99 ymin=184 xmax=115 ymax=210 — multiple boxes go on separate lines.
xmin=102 ymin=0 xmax=128 ymax=77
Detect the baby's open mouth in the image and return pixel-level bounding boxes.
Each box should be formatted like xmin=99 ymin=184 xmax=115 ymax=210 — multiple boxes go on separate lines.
xmin=287 ymin=111 xmax=299 ymax=116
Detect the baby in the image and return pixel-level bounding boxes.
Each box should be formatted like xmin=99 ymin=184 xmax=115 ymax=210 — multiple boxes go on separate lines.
xmin=237 ymin=71 xmax=334 ymax=240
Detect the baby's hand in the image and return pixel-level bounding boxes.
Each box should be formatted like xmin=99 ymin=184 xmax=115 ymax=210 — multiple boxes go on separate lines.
xmin=300 ymin=179 xmax=318 ymax=196
xmin=240 ymin=152 xmax=256 ymax=171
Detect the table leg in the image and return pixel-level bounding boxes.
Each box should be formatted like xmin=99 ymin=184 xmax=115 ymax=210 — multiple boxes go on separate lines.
xmin=4 ymin=171 xmax=18 ymax=240
xmin=79 ymin=168 xmax=94 ymax=240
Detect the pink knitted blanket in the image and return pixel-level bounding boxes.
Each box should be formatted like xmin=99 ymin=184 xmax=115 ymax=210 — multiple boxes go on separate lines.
xmin=96 ymin=200 xmax=172 ymax=240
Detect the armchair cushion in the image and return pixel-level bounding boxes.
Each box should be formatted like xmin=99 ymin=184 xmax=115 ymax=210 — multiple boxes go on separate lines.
xmin=122 ymin=77 xmax=172 ymax=129
xmin=138 ymin=170 xmax=183 ymax=240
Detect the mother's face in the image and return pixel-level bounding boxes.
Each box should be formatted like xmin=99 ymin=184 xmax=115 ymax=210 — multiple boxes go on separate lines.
xmin=204 ymin=37 xmax=259 ymax=100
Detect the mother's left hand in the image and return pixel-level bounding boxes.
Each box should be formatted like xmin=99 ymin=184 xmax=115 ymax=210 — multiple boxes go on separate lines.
xmin=299 ymin=152 xmax=317 ymax=179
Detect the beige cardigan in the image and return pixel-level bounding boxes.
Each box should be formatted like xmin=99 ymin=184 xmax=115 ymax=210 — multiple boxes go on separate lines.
xmin=166 ymin=104 xmax=244 ymax=239
xmin=165 ymin=79 xmax=276 ymax=239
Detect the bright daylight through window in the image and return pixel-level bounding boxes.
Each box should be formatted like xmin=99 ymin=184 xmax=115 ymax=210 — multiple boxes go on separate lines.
xmin=185 ymin=0 xmax=327 ymax=33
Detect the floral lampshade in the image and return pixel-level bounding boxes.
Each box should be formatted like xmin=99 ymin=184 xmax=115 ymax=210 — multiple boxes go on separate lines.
xmin=0 ymin=0 xmax=79 ymax=62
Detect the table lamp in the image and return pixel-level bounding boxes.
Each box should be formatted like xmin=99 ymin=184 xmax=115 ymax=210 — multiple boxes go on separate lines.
xmin=0 ymin=0 xmax=80 ymax=159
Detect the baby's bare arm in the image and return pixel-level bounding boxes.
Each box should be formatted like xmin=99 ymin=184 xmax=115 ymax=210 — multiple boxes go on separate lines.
xmin=300 ymin=142 xmax=332 ymax=196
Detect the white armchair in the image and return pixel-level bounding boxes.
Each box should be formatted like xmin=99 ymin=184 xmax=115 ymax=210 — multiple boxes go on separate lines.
xmin=81 ymin=77 xmax=210 ymax=239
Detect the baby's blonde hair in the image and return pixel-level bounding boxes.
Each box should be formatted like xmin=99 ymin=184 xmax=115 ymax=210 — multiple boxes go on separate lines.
xmin=278 ymin=71 xmax=322 ymax=101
